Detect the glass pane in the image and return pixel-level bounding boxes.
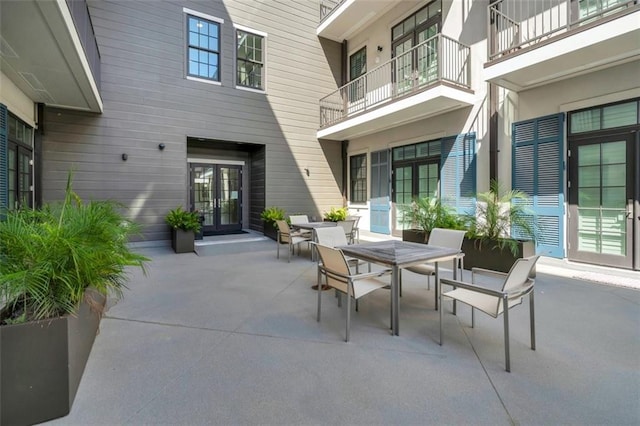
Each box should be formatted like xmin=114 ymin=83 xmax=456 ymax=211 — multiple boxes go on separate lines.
xmin=579 ymin=165 xmax=600 ymax=187
xmin=393 ymin=147 xmax=403 ymax=161
xmin=578 ymin=188 xmax=600 ymax=207
xmin=428 ymin=0 xmax=441 ymax=18
xmin=603 ymin=102 xmax=637 ymax=129
xmin=416 ymin=143 xmax=429 ymax=157
xmin=429 ymin=141 xmax=441 ymax=156
xmin=602 ymin=187 xmax=625 ymax=208
xmin=416 ymin=7 xmax=428 ymax=24
xmin=602 ymin=165 xmax=625 ymax=187
xmin=571 ymin=109 xmax=600 ymax=133
xmin=578 ymin=144 xmax=600 ymax=166
xmin=602 ymin=140 xmax=625 ymax=164
xmin=392 ymin=24 xmax=403 ymax=41
xmin=403 ymin=145 xmax=415 ymax=160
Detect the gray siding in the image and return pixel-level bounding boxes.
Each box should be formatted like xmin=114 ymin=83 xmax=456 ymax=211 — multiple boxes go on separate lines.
xmin=41 ymin=0 xmax=344 ymax=241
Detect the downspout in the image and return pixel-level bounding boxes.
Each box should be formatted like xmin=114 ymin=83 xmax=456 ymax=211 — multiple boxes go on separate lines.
xmin=34 ymin=103 xmax=45 ymax=208
xmin=341 ymin=40 xmax=349 ymax=206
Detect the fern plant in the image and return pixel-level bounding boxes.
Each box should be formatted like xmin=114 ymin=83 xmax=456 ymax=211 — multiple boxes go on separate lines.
xmin=165 ymin=206 xmax=201 ymax=232
xmin=0 ymin=173 xmax=149 ymax=324
xmin=398 ymin=196 xmax=465 ymax=233
xmin=323 ymin=206 xmax=348 ymax=222
xmin=464 ymin=180 xmax=537 ymax=255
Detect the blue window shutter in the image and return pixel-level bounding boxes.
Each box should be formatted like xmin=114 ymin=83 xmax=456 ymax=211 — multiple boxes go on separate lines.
xmin=0 ymin=103 xmax=7 ymax=211
xmin=370 ymin=149 xmax=390 ymax=234
xmin=441 ymin=132 xmax=476 ymax=215
xmin=512 ymin=113 xmax=565 ymax=258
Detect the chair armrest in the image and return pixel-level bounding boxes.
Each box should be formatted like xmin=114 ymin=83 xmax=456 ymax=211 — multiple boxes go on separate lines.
xmin=471 ymin=267 xmax=508 ymax=280
xmin=351 ymin=268 xmax=392 ymax=281
xmin=440 ymin=278 xmax=505 ymax=298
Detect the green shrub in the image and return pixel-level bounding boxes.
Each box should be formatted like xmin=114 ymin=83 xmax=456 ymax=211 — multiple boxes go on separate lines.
xmin=260 ymin=206 xmax=286 ymax=226
xmin=398 ymin=196 xmax=465 ymax=233
xmin=0 ymin=173 xmax=149 ymax=324
xmin=323 ymin=206 xmax=348 ymax=222
xmin=165 ymin=206 xmax=201 ymax=232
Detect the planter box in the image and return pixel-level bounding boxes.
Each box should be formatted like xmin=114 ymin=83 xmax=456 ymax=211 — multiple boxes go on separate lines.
xmin=402 ymin=229 xmax=429 ymax=244
xmin=171 ymin=228 xmax=195 ymax=253
xmin=0 ymin=291 xmax=105 ymax=426
xmin=263 ymin=221 xmax=278 ymax=241
xmin=462 ymin=237 xmax=536 ymax=275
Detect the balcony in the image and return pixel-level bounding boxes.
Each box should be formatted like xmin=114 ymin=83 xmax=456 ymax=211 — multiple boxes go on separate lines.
xmin=318 ymin=0 xmax=400 ymax=42
xmin=0 ymin=0 xmax=102 ymax=112
xmin=485 ymin=0 xmax=640 ymax=91
xmin=318 ymin=35 xmax=474 ymax=141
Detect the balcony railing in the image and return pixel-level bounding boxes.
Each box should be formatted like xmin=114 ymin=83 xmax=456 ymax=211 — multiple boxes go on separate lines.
xmin=66 ymin=0 xmax=101 ymax=90
xmin=319 ymin=0 xmax=345 ymax=23
xmin=319 ymin=34 xmax=471 ymax=128
xmin=489 ymin=0 xmax=638 ymax=61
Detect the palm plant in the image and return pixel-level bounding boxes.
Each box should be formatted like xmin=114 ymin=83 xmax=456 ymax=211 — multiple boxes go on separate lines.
xmin=464 ymin=180 xmax=537 ymax=255
xmin=399 ymin=196 xmax=465 ymax=234
xmin=0 ymin=173 xmax=149 ymax=324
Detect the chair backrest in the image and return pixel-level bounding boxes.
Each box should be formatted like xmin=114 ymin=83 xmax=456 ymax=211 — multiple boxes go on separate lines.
xmin=337 ymin=220 xmax=355 ymax=234
xmin=316 ymin=244 xmax=350 ymax=294
xmin=428 ymin=228 xmax=466 ymax=250
xmin=502 ymin=255 xmax=540 ymax=293
xmin=275 ymin=220 xmax=291 ymax=243
xmin=289 ymin=215 xmax=309 ymax=225
xmin=315 ymin=226 xmax=349 ymax=247
xmin=346 ymin=215 xmax=361 ymax=228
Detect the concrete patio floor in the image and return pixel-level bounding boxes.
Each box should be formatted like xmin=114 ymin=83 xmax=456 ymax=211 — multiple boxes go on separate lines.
xmin=48 ymin=231 xmax=640 ymax=425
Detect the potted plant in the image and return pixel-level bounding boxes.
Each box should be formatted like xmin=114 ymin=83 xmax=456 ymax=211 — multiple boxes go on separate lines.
xmin=323 ymin=206 xmax=348 ymax=222
xmin=462 ymin=180 xmax=537 ymax=273
xmin=0 ymin=173 xmax=149 ymax=426
xmin=399 ymin=196 xmax=465 ymax=243
xmin=165 ymin=206 xmax=202 ymax=253
xmin=260 ymin=206 xmax=286 ymax=240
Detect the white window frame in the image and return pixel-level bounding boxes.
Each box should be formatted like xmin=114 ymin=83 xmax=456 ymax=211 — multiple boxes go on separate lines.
xmin=233 ymin=23 xmax=267 ymax=93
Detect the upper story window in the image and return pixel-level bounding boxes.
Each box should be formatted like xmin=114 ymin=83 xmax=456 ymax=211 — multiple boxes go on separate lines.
xmin=349 ymin=47 xmax=366 ymax=101
xmin=185 ymin=10 xmax=223 ymax=82
xmin=350 ymin=154 xmax=367 ymax=204
xmin=236 ymin=27 xmax=266 ymax=91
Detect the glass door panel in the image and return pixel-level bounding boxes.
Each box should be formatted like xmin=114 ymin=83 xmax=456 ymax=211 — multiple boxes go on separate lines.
xmin=568 ymin=136 xmax=633 ymax=267
xmin=393 ymin=37 xmax=414 ymax=95
xmin=190 ymin=163 xmax=242 ymax=235
xmin=416 ymin=23 xmax=439 ymax=85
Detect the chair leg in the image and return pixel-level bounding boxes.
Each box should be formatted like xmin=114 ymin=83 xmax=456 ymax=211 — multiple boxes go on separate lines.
xmin=503 ymin=294 xmax=511 ymax=372
xmin=288 ymin=241 xmax=291 ymax=263
xmin=317 ymin=265 xmax=322 ymax=321
xmin=399 ymin=270 xmax=403 ymax=298
xmin=471 ymin=307 xmax=475 ymax=328
xmin=427 ymin=275 xmax=431 ymax=291
xmin=276 ymin=232 xmax=280 ymax=259
xmin=346 ymin=287 xmax=352 ymax=342
xmin=355 ymin=299 xmax=359 ymax=312
xmin=530 ymin=291 xmax=536 ymax=350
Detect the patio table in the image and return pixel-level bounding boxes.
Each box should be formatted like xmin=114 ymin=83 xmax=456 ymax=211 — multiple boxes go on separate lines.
xmin=338 ymin=240 xmax=459 ymax=336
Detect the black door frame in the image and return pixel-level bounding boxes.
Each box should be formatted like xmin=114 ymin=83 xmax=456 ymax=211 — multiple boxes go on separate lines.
xmin=189 ymin=162 xmax=243 ymax=235
xmin=567 ymin=131 xmax=636 ymax=269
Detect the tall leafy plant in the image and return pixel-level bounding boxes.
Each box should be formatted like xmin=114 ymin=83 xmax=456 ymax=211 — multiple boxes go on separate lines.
xmin=464 ymin=180 xmax=537 ymax=255
xmin=0 ymin=173 xmax=149 ymax=324
xmin=398 ymin=196 xmax=464 ymax=233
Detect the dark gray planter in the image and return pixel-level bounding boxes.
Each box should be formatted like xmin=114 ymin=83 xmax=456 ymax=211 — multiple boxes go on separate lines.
xmin=402 ymin=229 xmax=429 ymax=244
xmin=462 ymin=237 xmax=536 ymax=275
xmin=0 ymin=291 xmax=105 ymax=426
xmin=171 ymin=228 xmax=195 ymax=253
xmin=263 ymin=221 xmax=278 ymax=241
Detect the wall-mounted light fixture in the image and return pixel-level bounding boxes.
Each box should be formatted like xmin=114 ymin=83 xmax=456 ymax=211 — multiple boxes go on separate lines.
xmin=158 ymin=143 xmax=165 ymax=151
xmin=121 ymin=153 xmax=128 ymax=161
xmin=377 ymin=45 xmax=383 ymax=52
xmin=304 ymin=167 xmax=310 ymax=177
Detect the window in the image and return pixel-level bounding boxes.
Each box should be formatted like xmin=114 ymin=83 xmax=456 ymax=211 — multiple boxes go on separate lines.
xmin=569 ymin=99 xmax=639 ymax=134
xmin=349 ymin=47 xmax=366 ymax=101
xmin=187 ymin=13 xmax=221 ymax=81
xmin=350 ymin=154 xmax=367 ymax=203
xmin=236 ymin=29 xmax=265 ymax=90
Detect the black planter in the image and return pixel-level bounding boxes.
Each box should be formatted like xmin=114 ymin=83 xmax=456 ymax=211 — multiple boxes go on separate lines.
xmin=0 ymin=291 xmax=105 ymax=426
xmin=171 ymin=228 xmax=195 ymax=253
xmin=402 ymin=229 xmax=429 ymax=244
xmin=462 ymin=237 xmax=536 ymax=275
xmin=263 ymin=221 xmax=278 ymax=241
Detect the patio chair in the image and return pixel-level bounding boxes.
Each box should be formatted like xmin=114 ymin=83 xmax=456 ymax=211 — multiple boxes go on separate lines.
xmin=315 ymin=226 xmax=369 ymax=273
xmin=289 ymin=215 xmax=312 ymax=237
xmin=315 ymin=244 xmax=391 ymax=342
xmin=276 ymin=220 xmax=311 ymax=263
xmin=400 ymin=228 xmax=466 ymax=308
xmin=336 ymin=219 xmax=357 ymax=244
xmin=439 ymin=255 xmax=540 ymax=372
xmin=346 ymin=215 xmax=361 ymax=243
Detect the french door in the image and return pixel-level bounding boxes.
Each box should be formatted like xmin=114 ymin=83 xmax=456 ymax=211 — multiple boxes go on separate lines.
xmin=190 ymin=163 xmax=242 ymax=235
xmin=567 ymin=134 xmax=635 ymax=268
xmin=7 ymin=143 xmax=32 ymax=210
